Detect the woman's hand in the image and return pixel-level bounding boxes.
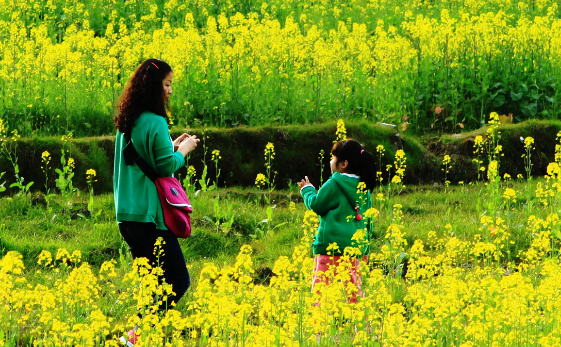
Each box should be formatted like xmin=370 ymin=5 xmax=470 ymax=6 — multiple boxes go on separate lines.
xmin=177 ymin=135 xmax=200 ymax=157
xmin=299 ymin=176 xmax=313 ymax=190
xmin=173 ymin=133 xmax=190 ymax=151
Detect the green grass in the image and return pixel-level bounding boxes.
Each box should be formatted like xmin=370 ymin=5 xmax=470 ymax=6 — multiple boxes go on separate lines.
xmin=1 ymin=177 xmax=556 ymax=279
xmin=0 ymin=187 xmax=306 ymax=271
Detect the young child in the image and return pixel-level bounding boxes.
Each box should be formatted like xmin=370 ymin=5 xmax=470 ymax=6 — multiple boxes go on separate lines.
xmin=299 ymin=139 xmax=376 ymax=303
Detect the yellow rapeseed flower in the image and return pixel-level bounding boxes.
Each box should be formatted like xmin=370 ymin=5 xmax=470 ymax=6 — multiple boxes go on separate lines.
xmin=364 ymin=208 xmax=379 ymax=219
xmin=487 ymin=160 xmax=498 ymax=179
xmin=264 ymin=142 xmax=275 ymax=160
xmin=357 ymin=181 xmax=367 ymax=193
xmin=255 ymin=173 xmax=266 ymax=187
xmin=524 ymin=136 xmax=535 ymax=150
xmin=503 ymin=187 xmax=517 ymax=201
xmin=187 ymin=165 xmax=196 ymax=177
xmin=211 ymin=149 xmax=221 ymax=161
xmin=335 ymin=119 xmax=347 ymax=142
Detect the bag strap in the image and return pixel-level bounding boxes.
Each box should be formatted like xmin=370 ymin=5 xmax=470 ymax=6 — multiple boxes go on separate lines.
xmin=123 ymin=133 xmax=159 ymax=183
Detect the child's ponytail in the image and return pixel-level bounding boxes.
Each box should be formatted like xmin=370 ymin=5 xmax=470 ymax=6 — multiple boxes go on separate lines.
xmin=331 ymin=139 xmax=377 ymax=192
xmin=358 ymin=150 xmax=376 ymax=192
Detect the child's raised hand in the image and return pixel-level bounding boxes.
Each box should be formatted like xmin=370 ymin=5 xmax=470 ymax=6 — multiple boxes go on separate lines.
xmin=299 ymin=176 xmax=313 ymax=190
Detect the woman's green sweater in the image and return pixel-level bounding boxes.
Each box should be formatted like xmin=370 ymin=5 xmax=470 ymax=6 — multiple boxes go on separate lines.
xmin=113 ymin=112 xmax=185 ymax=230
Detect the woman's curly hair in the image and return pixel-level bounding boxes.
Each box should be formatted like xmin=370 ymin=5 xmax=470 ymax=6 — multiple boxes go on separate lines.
xmin=114 ymin=58 xmax=172 ymax=136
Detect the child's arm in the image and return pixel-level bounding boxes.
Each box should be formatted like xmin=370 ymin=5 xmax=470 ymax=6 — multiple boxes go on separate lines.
xmin=300 ymin=178 xmax=337 ymax=215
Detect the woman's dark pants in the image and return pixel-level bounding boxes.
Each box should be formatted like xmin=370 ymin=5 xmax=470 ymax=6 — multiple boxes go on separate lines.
xmin=119 ymin=221 xmax=190 ymax=312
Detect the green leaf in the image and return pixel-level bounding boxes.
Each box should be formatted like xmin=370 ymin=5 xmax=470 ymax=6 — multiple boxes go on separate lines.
xmin=25 ymin=181 xmax=34 ymax=191
xmin=545 ymin=95 xmax=555 ymax=104
xmin=529 ymin=89 xmax=541 ymax=101
xmin=88 ymin=195 xmax=94 ymax=212
xmin=492 ymin=94 xmax=505 ymax=108
xmin=521 ymin=103 xmax=538 ymax=118
xmin=511 ymin=91 xmax=523 ymax=101
xmin=490 ymin=89 xmax=502 ymax=99
xmin=466 ymin=83 xmax=480 ymax=94
xmin=273 ymin=222 xmax=287 ymax=229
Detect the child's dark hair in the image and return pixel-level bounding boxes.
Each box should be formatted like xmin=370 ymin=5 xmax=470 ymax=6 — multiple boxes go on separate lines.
xmin=331 ymin=139 xmax=376 ymax=191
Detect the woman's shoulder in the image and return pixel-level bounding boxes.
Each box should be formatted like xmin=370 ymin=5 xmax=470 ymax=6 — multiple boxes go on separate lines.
xmin=136 ymin=112 xmax=168 ymax=128
xmin=139 ymin=111 xmax=165 ymax=121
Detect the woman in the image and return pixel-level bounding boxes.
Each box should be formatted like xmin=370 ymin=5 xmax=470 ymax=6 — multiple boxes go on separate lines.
xmin=113 ymin=59 xmax=198 ymax=319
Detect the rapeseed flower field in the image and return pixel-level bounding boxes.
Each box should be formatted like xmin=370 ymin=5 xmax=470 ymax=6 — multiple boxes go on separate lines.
xmin=2 ymin=0 xmax=561 ymax=343
xmin=2 ymin=192 xmax=561 ymax=345
xmin=0 ymin=0 xmax=560 ymax=135
xmin=1 ymin=122 xmax=561 ymax=346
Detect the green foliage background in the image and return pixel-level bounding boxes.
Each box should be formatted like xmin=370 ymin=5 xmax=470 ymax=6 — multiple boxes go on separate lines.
xmin=0 ymin=0 xmax=560 ymax=136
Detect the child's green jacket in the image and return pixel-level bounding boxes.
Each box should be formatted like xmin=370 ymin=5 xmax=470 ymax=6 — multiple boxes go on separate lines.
xmin=301 ymin=172 xmax=372 ymax=256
